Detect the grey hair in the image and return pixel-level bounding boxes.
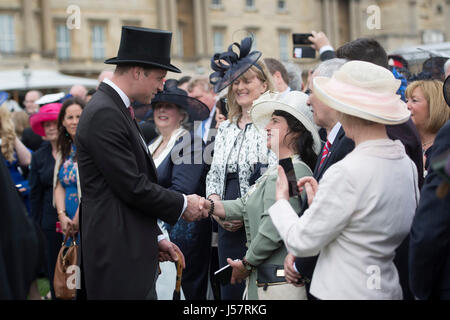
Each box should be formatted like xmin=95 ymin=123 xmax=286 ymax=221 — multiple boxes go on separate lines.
xmin=444 ymin=58 xmax=450 ymax=74
xmin=154 ymin=105 xmax=192 ymax=135
xmin=313 ymin=58 xmax=348 ymax=78
xmin=179 ymin=108 xmax=191 ymax=131
xmin=282 ymin=62 xmax=303 ymax=91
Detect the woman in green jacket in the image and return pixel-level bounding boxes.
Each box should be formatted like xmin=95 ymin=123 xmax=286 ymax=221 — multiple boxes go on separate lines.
xmin=204 ymin=90 xmax=321 ymax=299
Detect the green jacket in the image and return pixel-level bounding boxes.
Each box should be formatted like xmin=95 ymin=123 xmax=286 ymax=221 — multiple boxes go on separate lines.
xmin=222 ymin=157 xmax=313 ymax=299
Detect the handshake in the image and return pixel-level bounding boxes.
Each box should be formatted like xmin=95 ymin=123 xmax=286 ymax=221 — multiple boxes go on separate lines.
xmin=182 ymin=194 xmax=214 ymax=222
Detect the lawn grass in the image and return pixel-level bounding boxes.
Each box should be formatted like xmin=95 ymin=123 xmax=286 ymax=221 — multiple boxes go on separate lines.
xmin=37 ymin=277 xmax=50 ymax=298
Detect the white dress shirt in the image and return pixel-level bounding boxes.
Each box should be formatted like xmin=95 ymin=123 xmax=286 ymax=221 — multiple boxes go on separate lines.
xmin=196 ymin=104 xmax=216 ymax=143
xmin=327 ymin=121 xmax=341 ymax=145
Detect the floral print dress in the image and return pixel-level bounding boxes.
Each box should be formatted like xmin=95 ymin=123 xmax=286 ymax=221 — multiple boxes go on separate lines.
xmin=58 ymin=144 xmax=79 ymax=244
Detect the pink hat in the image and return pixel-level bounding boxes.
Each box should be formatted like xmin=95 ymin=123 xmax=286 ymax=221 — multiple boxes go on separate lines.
xmin=29 ymin=103 xmax=62 ymax=136
xmin=313 ymin=60 xmax=411 ymax=125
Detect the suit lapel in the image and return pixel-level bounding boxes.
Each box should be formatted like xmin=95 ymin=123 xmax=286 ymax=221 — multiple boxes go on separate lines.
xmin=313 ymin=126 xmax=346 ymax=179
xmin=317 ymin=127 xmax=346 ymax=176
xmin=98 ymin=83 xmax=158 ymax=178
xmin=210 ymin=110 xmax=217 ymax=130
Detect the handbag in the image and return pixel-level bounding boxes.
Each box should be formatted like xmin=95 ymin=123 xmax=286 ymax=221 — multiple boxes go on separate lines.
xmin=256 ymin=264 xmax=308 ymax=300
xmin=53 ymin=232 xmax=78 ymax=300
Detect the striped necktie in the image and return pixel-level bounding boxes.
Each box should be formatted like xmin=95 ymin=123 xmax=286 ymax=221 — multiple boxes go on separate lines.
xmin=319 ymin=140 xmax=331 ymax=169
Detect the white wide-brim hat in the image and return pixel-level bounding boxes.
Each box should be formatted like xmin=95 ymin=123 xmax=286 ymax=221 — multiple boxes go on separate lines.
xmin=251 ymin=90 xmax=321 ymax=155
xmin=313 ymin=60 xmax=411 ymax=125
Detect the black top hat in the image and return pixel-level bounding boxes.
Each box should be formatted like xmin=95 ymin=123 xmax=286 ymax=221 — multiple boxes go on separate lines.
xmin=209 ymin=36 xmax=262 ymax=93
xmin=105 ymin=26 xmax=181 ymax=73
xmin=151 ymin=82 xmax=210 ymax=122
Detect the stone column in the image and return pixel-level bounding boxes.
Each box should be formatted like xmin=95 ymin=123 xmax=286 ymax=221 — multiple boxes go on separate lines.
xmin=322 ymin=0 xmax=332 ymax=42
xmin=40 ymin=0 xmax=53 ymax=54
xmin=23 ymin=0 xmax=34 ymax=53
xmin=193 ymin=0 xmax=204 ymax=57
xmin=334 ymin=0 xmax=340 ymax=46
xmin=168 ymin=0 xmax=178 ymax=55
xmin=445 ymin=0 xmax=450 ymax=41
xmin=157 ymin=0 xmax=168 ymax=30
xmin=409 ymin=0 xmax=418 ymax=36
xmin=202 ymin=0 xmax=212 ymax=56
xmin=349 ymin=0 xmax=361 ymax=40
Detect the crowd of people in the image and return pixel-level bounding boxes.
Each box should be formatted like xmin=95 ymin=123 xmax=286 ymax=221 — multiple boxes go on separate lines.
xmin=1 ymin=26 xmax=449 ymax=300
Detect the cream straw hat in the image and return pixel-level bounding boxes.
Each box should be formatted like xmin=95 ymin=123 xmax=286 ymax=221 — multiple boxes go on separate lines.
xmin=251 ymin=90 xmax=321 ymax=155
xmin=313 ymin=60 xmax=411 ymax=125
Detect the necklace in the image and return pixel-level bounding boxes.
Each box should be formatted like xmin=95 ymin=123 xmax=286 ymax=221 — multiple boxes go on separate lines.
xmin=422 ymin=140 xmax=433 ymax=147
xmin=422 ymin=140 xmax=433 ymax=156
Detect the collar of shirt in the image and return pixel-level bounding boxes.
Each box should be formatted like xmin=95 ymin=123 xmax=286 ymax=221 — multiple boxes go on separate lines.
xmin=205 ymin=104 xmax=216 ymax=126
xmin=103 ymin=78 xmax=131 ymax=109
xmin=319 ymin=45 xmax=334 ymax=55
xmin=327 ymin=122 xmax=342 ymax=145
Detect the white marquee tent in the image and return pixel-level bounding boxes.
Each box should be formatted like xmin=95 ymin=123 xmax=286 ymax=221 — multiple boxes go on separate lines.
xmin=389 ymin=42 xmax=450 ymax=63
xmin=0 ymin=69 xmax=98 ymax=91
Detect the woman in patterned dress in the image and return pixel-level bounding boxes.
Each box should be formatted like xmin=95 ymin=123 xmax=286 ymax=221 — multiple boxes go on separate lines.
xmin=206 ymin=37 xmax=277 ymax=299
xmin=53 ymin=98 xmax=85 ymax=243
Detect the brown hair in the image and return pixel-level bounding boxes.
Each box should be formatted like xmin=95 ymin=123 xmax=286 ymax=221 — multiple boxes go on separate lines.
xmin=115 ymin=64 xmax=158 ymax=77
xmin=405 ymin=80 xmax=449 ymax=133
xmin=263 ymin=57 xmax=290 ymax=85
xmin=226 ymin=61 xmax=275 ymax=123
xmin=57 ymin=97 xmax=85 ymax=162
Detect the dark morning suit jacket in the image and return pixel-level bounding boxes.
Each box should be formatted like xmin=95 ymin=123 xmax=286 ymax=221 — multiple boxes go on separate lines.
xmin=76 ymin=82 xmax=185 ymax=299
xmin=409 ymin=120 xmax=450 ymax=299
xmin=294 ymin=126 xmax=354 ymax=293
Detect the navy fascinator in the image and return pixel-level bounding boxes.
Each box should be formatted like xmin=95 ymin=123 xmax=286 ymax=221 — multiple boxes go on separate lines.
xmin=209 ymin=37 xmax=262 ymax=93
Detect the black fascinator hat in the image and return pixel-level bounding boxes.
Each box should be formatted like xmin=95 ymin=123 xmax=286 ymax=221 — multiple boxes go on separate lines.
xmin=151 ymin=82 xmax=210 ymax=122
xmin=209 ymin=37 xmax=262 ymax=93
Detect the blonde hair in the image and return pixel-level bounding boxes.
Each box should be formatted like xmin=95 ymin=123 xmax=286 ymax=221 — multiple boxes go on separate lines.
xmin=226 ymin=61 xmax=275 ymax=123
xmin=406 ymin=80 xmax=449 ymax=133
xmin=0 ymin=105 xmax=17 ymax=162
xmin=11 ymin=111 xmax=30 ymax=138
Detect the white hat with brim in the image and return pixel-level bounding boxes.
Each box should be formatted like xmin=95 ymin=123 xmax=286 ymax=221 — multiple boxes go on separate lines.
xmin=313 ymin=60 xmax=411 ymax=125
xmin=251 ymin=90 xmax=321 ymax=155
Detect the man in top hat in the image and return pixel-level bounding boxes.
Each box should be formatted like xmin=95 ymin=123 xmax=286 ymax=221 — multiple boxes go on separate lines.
xmin=75 ymin=26 xmax=207 ymax=299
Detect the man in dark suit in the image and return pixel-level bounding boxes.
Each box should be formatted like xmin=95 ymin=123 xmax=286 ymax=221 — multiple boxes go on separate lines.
xmin=283 ymin=58 xmax=355 ymax=298
xmin=75 ymin=26 xmax=207 ymax=299
xmin=409 ymin=120 xmax=450 ymax=299
xmin=187 ymin=77 xmax=218 ymax=145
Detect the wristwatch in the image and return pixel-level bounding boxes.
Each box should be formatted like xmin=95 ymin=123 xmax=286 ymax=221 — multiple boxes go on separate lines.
xmin=242 ymin=258 xmax=256 ymax=272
